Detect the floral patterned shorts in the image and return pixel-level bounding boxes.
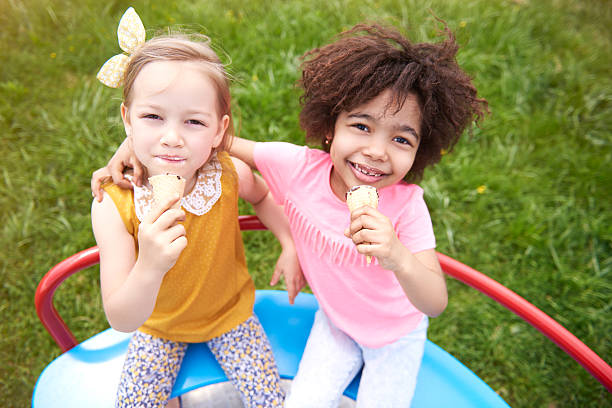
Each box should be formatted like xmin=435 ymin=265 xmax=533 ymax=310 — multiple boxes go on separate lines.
xmin=116 ymin=315 xmax=284 ymax=407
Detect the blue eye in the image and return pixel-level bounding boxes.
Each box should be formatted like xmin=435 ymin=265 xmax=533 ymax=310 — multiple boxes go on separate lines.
xmin=187 ymin=119 xmax=205 ymax=126
xmin=143 ymin=114 xmax=161 ymax=120
xmin=353 ymin=123 xmax=369 ymax=132
xmin=393 ymin=136 xmax=412 ymax=146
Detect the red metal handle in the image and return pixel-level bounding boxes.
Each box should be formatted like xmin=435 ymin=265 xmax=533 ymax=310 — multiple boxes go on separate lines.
xmin=235 ymin=214 xmax=267 ymax=230
xmin=35 ymin=247 xmax=100 ymax=352
xmin=437 ymin=252 xmax=612 ymax=392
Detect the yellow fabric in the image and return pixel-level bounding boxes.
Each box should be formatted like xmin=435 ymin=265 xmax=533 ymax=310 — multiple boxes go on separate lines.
xmin=103 ymin=152 xmax=255 ymax=342
xmin=97 ymin=7 xmax=146 ymax=88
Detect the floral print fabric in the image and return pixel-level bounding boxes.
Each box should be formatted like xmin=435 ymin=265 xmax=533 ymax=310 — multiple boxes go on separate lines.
xmin=116 ymin=315 xmax=284 ymax=407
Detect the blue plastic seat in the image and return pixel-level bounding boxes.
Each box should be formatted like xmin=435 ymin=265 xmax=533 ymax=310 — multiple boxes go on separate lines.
xmin=33 ymin=290 xmax=509 ymax=407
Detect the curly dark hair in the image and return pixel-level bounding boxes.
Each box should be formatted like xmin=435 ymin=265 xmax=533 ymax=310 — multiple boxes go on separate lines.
xmin=298 ymin=22 xmax=489 ymax=183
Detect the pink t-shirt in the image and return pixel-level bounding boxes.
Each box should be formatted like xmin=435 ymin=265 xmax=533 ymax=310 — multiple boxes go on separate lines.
xmin=254 ymin=142 xmax=436 ymax=347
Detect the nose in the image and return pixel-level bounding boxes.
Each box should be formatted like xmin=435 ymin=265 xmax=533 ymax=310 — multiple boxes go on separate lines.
xmin=363 ymin=135 xmax=388 ymax=161
xmin=160 ymin=124 xmax=184 ymax=147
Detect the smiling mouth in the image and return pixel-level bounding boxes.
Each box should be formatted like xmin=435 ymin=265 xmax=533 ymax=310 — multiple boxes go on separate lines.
xmin=350 ymin=161 xmax=385 ymax=177
xmin=157 ymin=155 xmax=185 ymax=162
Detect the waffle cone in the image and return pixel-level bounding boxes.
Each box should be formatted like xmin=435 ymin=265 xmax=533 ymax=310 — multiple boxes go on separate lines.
xmin=149 ymin=174 xmax=186 ymax=211
xmin=346 ymin=185 xmax=379 ymax=212
xmin=346 ymin=185 xmax=379 ymax=264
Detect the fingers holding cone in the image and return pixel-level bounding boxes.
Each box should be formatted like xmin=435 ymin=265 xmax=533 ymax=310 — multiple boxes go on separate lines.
xmin=149 ymin=174 xmax=186 ymax=212
xmin=143 ymin=174 xmax=186 ymax=229
xmin=346 ymin=185 xmax=379 ymax=264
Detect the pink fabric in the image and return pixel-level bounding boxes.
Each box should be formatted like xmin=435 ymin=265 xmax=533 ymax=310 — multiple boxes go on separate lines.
xmin=254 ymin=142 xmax=436 ymax=347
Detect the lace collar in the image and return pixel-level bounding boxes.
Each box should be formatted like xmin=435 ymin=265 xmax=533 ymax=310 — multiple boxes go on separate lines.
xmin=133 ymin=152 xmax=223 ymax=220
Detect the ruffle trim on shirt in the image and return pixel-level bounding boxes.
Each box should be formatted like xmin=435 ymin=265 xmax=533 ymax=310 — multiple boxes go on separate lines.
xmin=284 ymin=199 xmax=374 ymax=267
xmin=132 ymin=152 xmax=223 ymax=221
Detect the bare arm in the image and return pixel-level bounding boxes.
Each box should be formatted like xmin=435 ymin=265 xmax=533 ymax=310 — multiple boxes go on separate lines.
xmin=229 ymin=137 xmax=257 ymax=168
xmin=346 ymin=206 xmax=448 ymax=317
xmin=92 ymin=135 xmax=256 ymax=201
xmin=232 ymin=157 xmax=305 ymax=304
xmin=92 ymin=192 xmax=186 ymax=331
xmin=390 ymin=248 xmax=447 ymax=317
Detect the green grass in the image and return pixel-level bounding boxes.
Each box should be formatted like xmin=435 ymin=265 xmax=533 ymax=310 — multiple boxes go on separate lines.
xmin=1 ymin=0 xmax=610 ymax=406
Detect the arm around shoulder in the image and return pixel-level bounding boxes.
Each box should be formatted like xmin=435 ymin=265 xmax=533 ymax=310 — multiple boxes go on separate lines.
xmin=229 ymin=137 xmax=257 ymax=168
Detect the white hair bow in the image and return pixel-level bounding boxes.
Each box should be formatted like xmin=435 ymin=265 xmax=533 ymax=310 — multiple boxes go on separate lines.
xmin=96 ymin=7 xmax=146 ymax=88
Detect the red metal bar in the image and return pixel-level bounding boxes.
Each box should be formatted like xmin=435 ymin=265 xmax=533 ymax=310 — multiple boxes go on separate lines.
xmin=437 ymin=252 xmax=612 ymax=392
xmin=34 ymin=247 xmax=100 ymax=352
xmin=237 ymin=214 xmax=267 ymax=230
xmin=34 ymin=215 xmax=612 ymax=391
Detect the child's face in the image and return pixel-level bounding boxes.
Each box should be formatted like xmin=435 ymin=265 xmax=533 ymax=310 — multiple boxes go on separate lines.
xmin=329 ymin=89 xmax=422 ymax=200
xmin=121 ymin=60 xmax=229 ymax=190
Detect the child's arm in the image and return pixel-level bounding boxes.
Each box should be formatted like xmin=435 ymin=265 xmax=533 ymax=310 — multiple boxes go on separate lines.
xmin=346 ymin=206 xmax=448 ymax=317
xmin=91 ymin=136 xmax=255 ymax=201
xmin=231 ymin=157 xmax=306 ymax=304
xmin=92 ymin=192 xmax=186 ymax=331
xmin=228 ymin=136 xmax=257 ymax=168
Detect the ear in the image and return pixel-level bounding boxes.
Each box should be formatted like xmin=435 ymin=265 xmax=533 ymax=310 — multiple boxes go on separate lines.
xmin=212 ymin=114 xmax=230 ymax=149
xmin=324 ymin=132 xmax=333 ymax=149
xmin=120 ymin=103 xmax=133 ymax=139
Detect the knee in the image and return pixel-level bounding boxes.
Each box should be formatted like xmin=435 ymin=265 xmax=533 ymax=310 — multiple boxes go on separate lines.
xmin=284 ymin=381 xmax=342 ymax=408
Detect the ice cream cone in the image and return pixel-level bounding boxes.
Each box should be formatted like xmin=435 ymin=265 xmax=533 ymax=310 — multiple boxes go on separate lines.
xmin=149 ymin=174 xmax=186 ymax=212
xmin=346 ymin=185 xmax=379 ymax=264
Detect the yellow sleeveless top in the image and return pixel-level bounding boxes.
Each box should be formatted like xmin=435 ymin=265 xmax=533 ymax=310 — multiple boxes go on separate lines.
xmin=103 ymin=152 xmax=254 ymax=342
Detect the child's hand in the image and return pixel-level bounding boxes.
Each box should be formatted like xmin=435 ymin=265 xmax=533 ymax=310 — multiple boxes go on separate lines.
xmin=270 ymin=245 xmax=306 ymax=305
xmin=345 ymin=206 xmax=404 ymax=271
xmin=135 ymin=194 xmax=187 ymax=277
xmin=91 ymin=138 xmax=144 ymax=202
xmin=91 ymin=166 xmax=112 ymax=202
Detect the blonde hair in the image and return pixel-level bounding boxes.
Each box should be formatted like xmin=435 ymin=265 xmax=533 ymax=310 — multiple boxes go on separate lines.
xmin=123 ymin=34 xmax=234 ymax=152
